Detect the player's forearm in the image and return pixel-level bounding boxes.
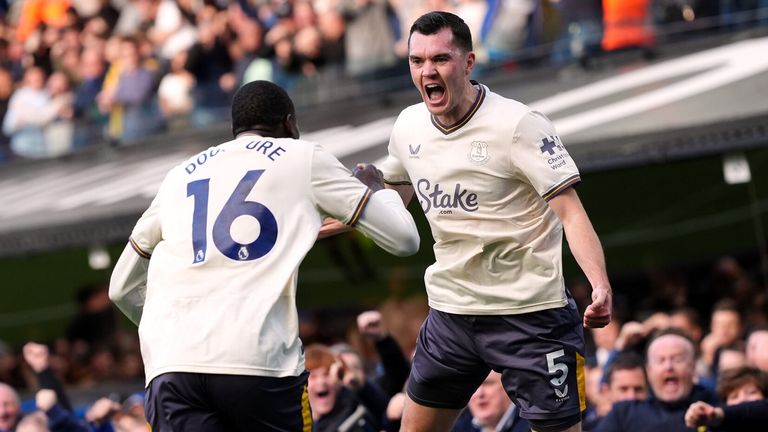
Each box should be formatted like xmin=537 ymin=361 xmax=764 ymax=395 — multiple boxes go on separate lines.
xmin=108 ymin=243 xmax=149 ymax=326
xmin=550 ymin=190 xmax=610 ymax=291
xmin=356 ymin=189 xmax=420 ymax=256
xmin=563 ymin=215 xmax=610 ymax=291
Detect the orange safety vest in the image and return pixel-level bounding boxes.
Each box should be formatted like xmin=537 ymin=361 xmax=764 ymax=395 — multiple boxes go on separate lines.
xmin=16 ymin=0 xmax=72 ymax=42
xmin=602 ymin=0 xmax=655 ymax=51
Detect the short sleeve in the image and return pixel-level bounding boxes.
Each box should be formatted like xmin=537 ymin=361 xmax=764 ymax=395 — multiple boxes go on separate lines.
xmin=511 ymin=111 xmax=581 ymax=201
xmin=310 ymin=144 xmax=372 ymax=225
xmin=380 ymin=117 xmax=411 ymax=186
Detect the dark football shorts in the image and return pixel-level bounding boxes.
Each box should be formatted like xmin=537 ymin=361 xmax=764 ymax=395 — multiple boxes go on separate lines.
xmin=145 ymin=371 xmax=311 ymax=432
xmin=407 ymin=296 xmax=586 ymax=422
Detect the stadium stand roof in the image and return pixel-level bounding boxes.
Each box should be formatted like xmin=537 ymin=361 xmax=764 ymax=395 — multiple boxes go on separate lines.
xmin=0 ymin=34 xmax=766 ymax=257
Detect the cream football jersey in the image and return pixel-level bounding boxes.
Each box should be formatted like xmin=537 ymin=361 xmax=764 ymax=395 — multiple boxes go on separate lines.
xmin=110 ymin=135 xmax=418 ymax=385
xmin=381 ymin=84 xmax=580 ymax=315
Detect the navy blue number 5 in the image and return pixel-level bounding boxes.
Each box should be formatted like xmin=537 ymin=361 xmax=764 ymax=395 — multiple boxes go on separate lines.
xmin=187 ymin=170 xmax=278 ymax=263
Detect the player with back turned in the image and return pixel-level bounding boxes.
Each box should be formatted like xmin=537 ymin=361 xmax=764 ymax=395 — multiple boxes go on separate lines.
xmin=109 ymin=80 xmax=420 ymax=431
xmin=323 ymin=11 xmax=612 ymax=432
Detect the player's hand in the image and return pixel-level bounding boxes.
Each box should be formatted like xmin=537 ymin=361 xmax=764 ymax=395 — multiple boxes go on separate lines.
xmin=318 ymin=217 xmax=351 ymax=240
xmin=23 ymin=342 xmax=50 ymax=373
xmin=357 ymin=310 xmax=387 ymax=341
xmin=684 ymin=401 xmax=724 ymax=427
xmin=352 ymin=163 xmax=384 ymax=192
xmin=583 ymin=287 xmax=611 ymax=328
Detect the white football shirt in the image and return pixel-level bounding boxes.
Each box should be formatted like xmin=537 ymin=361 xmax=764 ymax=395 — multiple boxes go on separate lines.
xmin=381 ymin=83 xmax=581 ymax=315
xmin=110 ymin=135 xmax=418 ymax=385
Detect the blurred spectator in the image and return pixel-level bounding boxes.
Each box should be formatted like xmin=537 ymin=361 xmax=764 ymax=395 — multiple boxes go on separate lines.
xmin=330 ymin=343 xmax=388 ymax=424
xmin=668 ymin=307 xmax=703 ymax=344
xmin=685 ymin=398 xmax=768 ymax=431
xmin=451 ymin=371 xmax=530 ymax=432
xmin=700 ymin=299 xmax=744 ymax=374
xmin=96 ymin=36 xmax=161 ymax=143
xmin=184 ymin=2 xmax=232 ymax=124
xmin=157 ymin=50 xmax=195 ymax=129
xmin=745 ymin=326 xmax=768 ymax=372
xmin=33 ymin=389 xmax=87 ymax=432
xmin=72 ymin=47 xmax=107 ymax=149
xmin=339 ymin=0 xmax=398 ymax=78
xmin=0 ymin=342 xmax=25 ymax=390
xmin=83 ymin=397 xmax=121 ymax=431
xmin=0 ymin=382 xmax=21 ymax=432
xmin=15 ymin=0 xmax=71 ymax=43
xmin=714 ymin=345 xmax=747 ymax=375
xmin=481 ymin=0 xmax=537 ymax=62
xmin=0 ymin=67 xmax=12 ymax=162
xmin=305 ymin=343 xmax=379 ymax=432
xmin=685 ymin=366 xmax=768 ymax=430
xmin=356 ymin=310 xmax=410 ymax=398
xmin=14 ymin=410 xmax=49 ymax=432
xmin=601 ymin=0 xmax=655 ymax=53
xmin=717 ymin=366 xmax=768 ymax=405
xmin=42 ymin=71 xmax=74 ymax=156
xmin=595 ymin=329 xmax=717 ymax=432
xmin=2 ymin=67 xmax=51 ymax=158
xmin=136 ymin=0 xmax=197 ymax=63
xmin=592 ymin=318 xmax=620 ymax=367
xmin=585 ymin=352 xmax=648 ymax=429
xmin=23 ymin=342 xmax=73 ymax=412
xmin=549 ymin=0 xmax=604 ymax=66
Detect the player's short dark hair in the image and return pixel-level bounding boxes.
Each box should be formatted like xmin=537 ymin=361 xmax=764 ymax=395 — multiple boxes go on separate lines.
xmin=231 ymin=80 xmax=295 ymax=137
xmin=716 ymin=366 xmax=768 ymax=401
xmin=604 ymin=352 xmax=646 ymax=385
xmin=409 ymin=11 xmax=473 ymax=53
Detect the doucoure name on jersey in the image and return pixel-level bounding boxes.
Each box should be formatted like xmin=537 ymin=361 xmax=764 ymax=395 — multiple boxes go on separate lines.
xmin=185 ymin=140 xmax=287 ymax=174
xmin=415 ymin=178 xmax=478 ymax=213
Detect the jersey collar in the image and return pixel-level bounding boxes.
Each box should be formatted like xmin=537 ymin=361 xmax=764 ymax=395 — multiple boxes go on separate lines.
xmin=430 ymin=81 xmax=486 ymax=135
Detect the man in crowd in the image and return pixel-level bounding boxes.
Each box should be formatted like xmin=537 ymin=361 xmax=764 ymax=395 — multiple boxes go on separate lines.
xmin=595 ymin=329 xmax=717 ymax=432
xmin=0 ymin=383 xmax=21 ymax=432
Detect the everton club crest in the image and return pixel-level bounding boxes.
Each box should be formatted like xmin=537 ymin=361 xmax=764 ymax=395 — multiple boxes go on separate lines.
xmin=468 ymin=141 xmax=489 ymax=165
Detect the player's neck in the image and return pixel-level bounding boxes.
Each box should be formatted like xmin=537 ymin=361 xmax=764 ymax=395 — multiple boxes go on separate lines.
xmin=236 ymin=128 xmax=279 ymax=139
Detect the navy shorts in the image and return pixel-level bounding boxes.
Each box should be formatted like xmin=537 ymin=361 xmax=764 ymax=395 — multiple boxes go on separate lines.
xmin=407 ymin=297 xmax=586 ymax=421
xmin=145 ymin=371 xmax=311 ymax=432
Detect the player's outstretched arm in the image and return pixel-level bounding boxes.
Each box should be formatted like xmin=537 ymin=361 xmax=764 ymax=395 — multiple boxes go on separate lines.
xmin=351 ymin=163 xmax=419 ymax=256
xmin=548 ymin=188 xmax=612 ymax=328
xmin=108 ymin=242 xmax=149 ymax=326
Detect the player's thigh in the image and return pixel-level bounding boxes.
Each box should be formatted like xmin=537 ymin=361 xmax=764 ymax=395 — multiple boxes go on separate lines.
xmin=145 ymin=372 xmax=231 ymax=432
xmin=400 ymin=393 xmax=461 ymax=432
xmin=407 ymin=309 xmax=490 ymax=410
xmin=480 ymin=299 xmax=586 ymax=423
xmin=207 ymin=371 xmax=311 ymax=432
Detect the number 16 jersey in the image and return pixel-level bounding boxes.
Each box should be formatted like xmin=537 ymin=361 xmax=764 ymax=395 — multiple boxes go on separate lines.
xmin=116 ymin=135 xmax=394 ymax=385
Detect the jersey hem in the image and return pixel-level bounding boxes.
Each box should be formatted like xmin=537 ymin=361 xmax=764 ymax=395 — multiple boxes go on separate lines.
xmin=427 ymin=298 xmax=568 ymax=315
xmin=144 ymin=364 xmax=305 ymax=387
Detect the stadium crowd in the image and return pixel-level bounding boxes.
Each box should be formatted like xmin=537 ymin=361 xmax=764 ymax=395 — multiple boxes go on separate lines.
xmin=1 ymin=253 xmax=768 ymax=431
xmin=1 ymin=0 xmax=766 ymax=162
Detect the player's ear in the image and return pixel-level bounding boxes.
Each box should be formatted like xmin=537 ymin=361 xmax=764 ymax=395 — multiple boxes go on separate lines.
xmin=465 ymin=51 xmax=475 ymax=76
xmin=285 ymin=113 xmax=300 ymax=139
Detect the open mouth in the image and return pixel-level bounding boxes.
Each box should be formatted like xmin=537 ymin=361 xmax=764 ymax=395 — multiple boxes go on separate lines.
xmin=425 ymin=83 xmax=445 ymax=102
